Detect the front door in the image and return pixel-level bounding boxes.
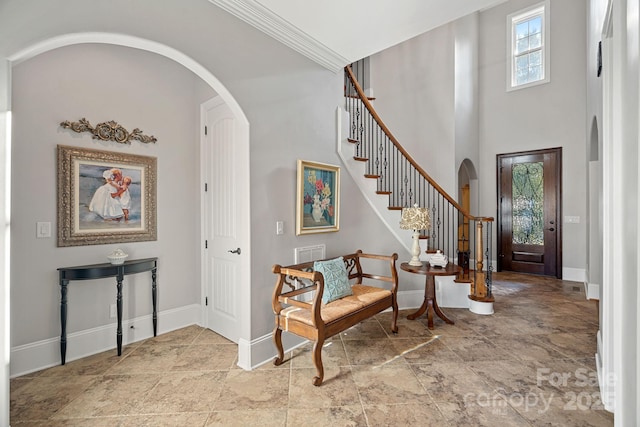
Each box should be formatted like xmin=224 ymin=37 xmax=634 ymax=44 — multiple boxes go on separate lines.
xmin=202 ymin=96 xmax=248 ymax=342
xmin=497 ymin=148 xmax=562 ymax=277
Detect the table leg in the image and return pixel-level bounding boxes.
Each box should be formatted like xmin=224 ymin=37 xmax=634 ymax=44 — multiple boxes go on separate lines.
xmin=116 ymin=271 xmax=123 ymax=356
xmin=406 ymin=294 xmax=428 ymax=320
xmin=427 ymin=274 xmax=455 ymax=328
xmin=152 ymin=267 xmax=157 ymax=337
xmin=406 ymin=275 xmax=455 ymax=329
xmin=60 ymin=278 xmax=68 ymax=365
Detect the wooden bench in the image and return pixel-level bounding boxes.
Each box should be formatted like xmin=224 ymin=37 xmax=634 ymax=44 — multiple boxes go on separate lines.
xmin=271 ymin=250 xmax=399 ymax=386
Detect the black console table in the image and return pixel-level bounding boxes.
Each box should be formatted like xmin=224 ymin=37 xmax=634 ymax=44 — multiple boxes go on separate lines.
xmin=58 ymin=257 xmax=158 ymax=365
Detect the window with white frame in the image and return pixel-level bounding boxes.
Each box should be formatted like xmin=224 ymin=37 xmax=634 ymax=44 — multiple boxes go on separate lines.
xmin=507 ymin=1 xmax=550 ymax=90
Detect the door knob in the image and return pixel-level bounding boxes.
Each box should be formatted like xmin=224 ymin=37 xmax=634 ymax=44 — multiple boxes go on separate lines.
xmin=228 ymin=248 xmax=241 ymax=255
xmin=546 ymin=228 xmax=555 ymax=232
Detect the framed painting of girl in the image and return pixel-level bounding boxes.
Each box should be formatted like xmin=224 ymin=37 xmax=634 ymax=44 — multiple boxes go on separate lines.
xmin=57 ymin=145 xmax=157 ymax=246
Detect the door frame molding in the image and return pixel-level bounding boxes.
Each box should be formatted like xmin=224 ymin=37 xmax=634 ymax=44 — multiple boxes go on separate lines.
xmin=496 ymin=147 xmax=562 ymax=278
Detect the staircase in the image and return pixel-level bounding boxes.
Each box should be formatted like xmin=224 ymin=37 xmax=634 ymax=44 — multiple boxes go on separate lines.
xmin=339 ymin=63 xmax=494 ymax=306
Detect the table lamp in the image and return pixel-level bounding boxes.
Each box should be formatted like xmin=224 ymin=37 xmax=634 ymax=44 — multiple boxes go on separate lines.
xmin=399 ymin=204 xmax=431 ymax=266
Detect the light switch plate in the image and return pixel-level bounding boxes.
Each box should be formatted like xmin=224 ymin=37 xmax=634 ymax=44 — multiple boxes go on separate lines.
xmin=36 ymin=222 xmax=51 ymax=238
xmin=276 ymin=221 xmax=284 ymax=235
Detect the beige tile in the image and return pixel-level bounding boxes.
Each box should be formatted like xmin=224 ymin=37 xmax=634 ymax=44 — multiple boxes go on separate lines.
xmin=511 ymin=390 xmax=613 ymax=426
xmin=146 ymin=325 xmax=205 ymax=345
xmin=10 ymin=375 xmax=99 ymax=421
xmin=392 ymin=337 xmax=463 ymax=363
xmin=535 ymin=331 xmax=597 ymax=359
xmin=194 ymin=329 xmax=235 ymax=345
xmin=351 ymin=364 xmax=431 ymax=405
xmin=32 ymin=346 xmax=138 ymax=378
xmin=288 ymin=367 xmax=358 ymax=408
xmin=214 ymin=369 xmax=289 ymax=411
xmin=411 ymin=362 xmax=496 ymax=403
xmin=206 ymin=409 xmax=287 ymax=426
xmin=490 ymin=335 xmax=567 ymax=362
xmin=286 ymin=406 xmax=366 ymax=427
xmin=106 ymin=343 xmax=188 ymax=374
xmin=363 ymin=403 xmax=447 ymax=426
xmin=437 ymin=400 xmax=532 ymax=426
xmin=11 ymin=418 xmax=124 ymax=426
xmin=134 ymin=371 xmax=226 ymax=413
xmin=376 ymin=310 xmax=436 ymax=339
xmin=444 ymin=336 xmax=516 ymax=362
xmin=52 ymin=374 xmax=161 ymax=418
xmin=289 ymin=337 xmax=349 ymax=369
xmin=470 ymin=360 xmax=544 ymax=395
xmin=342 ymin=338 xmax=407 ymax=366
xmin=339 ymin=318 xmax=387 ymax=340
xmin=171 ymin=344 xmax=237 ymax=371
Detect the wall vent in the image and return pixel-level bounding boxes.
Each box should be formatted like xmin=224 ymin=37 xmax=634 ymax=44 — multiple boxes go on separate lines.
xmin=294 ymin=244 xmax=326 ymax=264
xmin=293 ymin=244 xmax=326 ymax=303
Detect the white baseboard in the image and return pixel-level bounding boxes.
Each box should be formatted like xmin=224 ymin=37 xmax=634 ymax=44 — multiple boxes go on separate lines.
xmin=396 ymin=289 xmax=425 ymax=310
xmin=596 ymin=330 xmax=615 ymax=412
xmin=10 ymin=304 xmax=201 ymax=378
xmin=584 ymin=282 xmax=600 ymax=300
xmin=241 ymin=331 xmax=308 ymax=371
xmin=562 ymin=267 xmax=586 ymax=282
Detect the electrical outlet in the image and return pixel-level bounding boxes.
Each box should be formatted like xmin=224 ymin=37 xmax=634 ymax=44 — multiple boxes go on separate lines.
xmin=110 ymin=304 xmax=116 ymax=318
xmin=564 ymin=216 xmax=580 ymax=224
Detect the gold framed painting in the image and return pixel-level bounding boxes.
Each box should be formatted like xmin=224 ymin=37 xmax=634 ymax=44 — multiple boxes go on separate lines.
xmin=57 ymin=145 xmax=157 ymax=247
xmin=296 ymin=160 xmax=340 ymax=235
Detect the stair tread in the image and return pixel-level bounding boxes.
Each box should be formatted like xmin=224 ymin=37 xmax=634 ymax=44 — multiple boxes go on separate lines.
xmin=364 ymin=174 xmax=380 ymax=179
xmin=353 ymin=157 xmax=368 ymax=162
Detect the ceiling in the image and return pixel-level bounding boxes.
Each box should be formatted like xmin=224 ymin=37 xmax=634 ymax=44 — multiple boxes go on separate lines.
xmin=210 ymin=0 xmax=508 ymax=72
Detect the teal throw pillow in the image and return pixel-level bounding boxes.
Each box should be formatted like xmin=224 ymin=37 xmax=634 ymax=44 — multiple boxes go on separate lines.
xmin=314 ymin=256 xmax=353 ymax=304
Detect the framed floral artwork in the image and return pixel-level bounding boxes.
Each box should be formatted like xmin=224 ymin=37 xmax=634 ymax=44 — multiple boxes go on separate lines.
xmin=57 ymin=145 xmax=157 ymax=246
xmin=296 ymin=160 xmax=340 ymax=235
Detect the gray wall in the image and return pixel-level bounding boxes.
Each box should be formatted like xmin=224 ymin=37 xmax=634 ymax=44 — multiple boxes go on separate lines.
xmin=2 ymin=0 xmax=409 ymax=370
xmin=478 ymin=0 xmax=588 ymax=274
xmin=368 ymin=0 xmax=588 ymax=275
xmin=370 ymin=25 xmax=457 ymax=193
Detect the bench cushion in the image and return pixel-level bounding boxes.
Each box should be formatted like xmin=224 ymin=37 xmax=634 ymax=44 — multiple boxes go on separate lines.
xmin=280 ymin=284 xmax=392 ymax=327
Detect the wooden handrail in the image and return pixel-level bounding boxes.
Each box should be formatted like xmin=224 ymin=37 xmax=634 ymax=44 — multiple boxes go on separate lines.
xmin=345 ymin=65 xmax=493 ymax=223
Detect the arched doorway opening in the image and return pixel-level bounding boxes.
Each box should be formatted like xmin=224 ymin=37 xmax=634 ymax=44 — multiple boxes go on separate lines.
xmin=457 ymin=159 xmax=478 ymax=274
xmin=2 ymin=33 xmax=252 ymax=373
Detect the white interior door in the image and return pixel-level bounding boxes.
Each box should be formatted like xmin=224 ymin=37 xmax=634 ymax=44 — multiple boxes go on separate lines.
xmin=201 ymin=96 xmax=248 ymax=343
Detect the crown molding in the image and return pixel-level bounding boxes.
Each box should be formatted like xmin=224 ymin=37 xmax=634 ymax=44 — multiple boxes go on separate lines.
xmin=209 ymin=0 xmax=349 ymax=72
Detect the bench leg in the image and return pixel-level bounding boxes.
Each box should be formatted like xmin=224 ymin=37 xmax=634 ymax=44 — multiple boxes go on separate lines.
xmin=391 ymin=298 xmax=399 ymax=334
xmin=312 ymin=338 xmax=325 ymax=386
xmin=273 ymin=327 xmax=285 ymax=366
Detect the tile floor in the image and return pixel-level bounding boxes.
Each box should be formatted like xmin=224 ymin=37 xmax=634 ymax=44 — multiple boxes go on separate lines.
xmin=11 ymin=271 xmax=614 ymax=426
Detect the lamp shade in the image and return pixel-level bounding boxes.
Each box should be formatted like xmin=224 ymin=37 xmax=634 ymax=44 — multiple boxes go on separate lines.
xmin=399 ymin=204 xmax=431 ymax=231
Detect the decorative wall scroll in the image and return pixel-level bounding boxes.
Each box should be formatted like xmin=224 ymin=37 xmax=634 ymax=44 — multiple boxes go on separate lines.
xmin=60 ymin=118 xmax=157 ymax=144
xmin=57 ymin=145 xmax=157 ymax=247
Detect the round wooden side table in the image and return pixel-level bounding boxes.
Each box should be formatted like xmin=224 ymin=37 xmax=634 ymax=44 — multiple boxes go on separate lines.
xmin=401 ymin=262 xmax=462 ymax=330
